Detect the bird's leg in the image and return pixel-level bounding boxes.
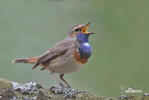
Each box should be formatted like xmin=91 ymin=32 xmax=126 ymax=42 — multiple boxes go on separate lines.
xmin=50 ymin=73 xmax=64 ymax=87
xmin=60 ymin=74 xmax=71 ymax=88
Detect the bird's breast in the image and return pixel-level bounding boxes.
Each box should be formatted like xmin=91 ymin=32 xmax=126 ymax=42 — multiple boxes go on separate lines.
xmin=47 ymin=48 xmax=84 ymax=74
xmin=73 ymin=50 xmax=88 ymax=64
xmin=76 ymin=42 xmax=92 ymax=59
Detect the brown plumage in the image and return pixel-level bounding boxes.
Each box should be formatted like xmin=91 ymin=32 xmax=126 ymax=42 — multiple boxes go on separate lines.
xmin=12 ymin=21 xmax=93 ymax=88
xmin=12 ymin=56 xmax=40 ymax=64
xmin=32 ymin=39 xmax=79 ymax=70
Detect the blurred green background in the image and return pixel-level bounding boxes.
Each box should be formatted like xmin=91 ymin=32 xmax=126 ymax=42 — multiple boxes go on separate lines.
xmin=0 ymin=0 xmax=149 ymax=97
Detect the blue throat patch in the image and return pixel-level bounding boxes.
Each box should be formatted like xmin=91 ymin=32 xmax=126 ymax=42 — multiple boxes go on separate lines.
xmin=77 ymin=33 xmax=92 ymax=59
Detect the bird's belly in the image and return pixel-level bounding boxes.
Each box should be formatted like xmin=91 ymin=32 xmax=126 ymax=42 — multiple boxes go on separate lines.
xmin=48 ymin=50 xmax=83 ymax=74
xmin=50 ymin=59 xmax=83 ymax=74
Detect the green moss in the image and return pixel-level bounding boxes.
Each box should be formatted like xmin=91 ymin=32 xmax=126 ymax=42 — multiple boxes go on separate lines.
xmin=144 ymin=96 xmax=149 ymax=100
xmin=0 ymin=78 xmax=149 ymax=100
xmin=0 ymin=78 xmax=12 ymax=89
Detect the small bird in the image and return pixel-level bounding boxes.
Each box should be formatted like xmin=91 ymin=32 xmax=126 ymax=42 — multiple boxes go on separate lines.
xmin=12 ymin=21 xmax=94 ymax=88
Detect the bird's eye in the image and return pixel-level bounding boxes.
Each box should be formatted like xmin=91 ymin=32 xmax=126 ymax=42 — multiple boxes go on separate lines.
xmin=74 ymin=28 xmax=79 ymax=32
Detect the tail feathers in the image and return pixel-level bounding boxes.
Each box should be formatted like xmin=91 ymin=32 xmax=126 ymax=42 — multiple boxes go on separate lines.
xmin=12 ymin=56 xmax=40 ymax=64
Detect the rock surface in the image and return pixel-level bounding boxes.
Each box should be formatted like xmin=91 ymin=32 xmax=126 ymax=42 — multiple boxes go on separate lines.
xmin=0 ymin=78 xmax=149 ymax=100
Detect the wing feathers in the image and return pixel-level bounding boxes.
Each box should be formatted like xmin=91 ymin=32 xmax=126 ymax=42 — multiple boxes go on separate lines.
xmin=32 ymin=40 xmax=77 ymax=70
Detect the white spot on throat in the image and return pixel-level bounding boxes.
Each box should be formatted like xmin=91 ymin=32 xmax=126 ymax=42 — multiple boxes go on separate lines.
xmin=77 ymin=42 xmax=90 ymax=53
xmin=83 ymin=43 xmax=90 ymax=46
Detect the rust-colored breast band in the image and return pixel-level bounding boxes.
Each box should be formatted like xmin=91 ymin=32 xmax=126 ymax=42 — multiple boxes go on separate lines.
xmin=73 ymin=51 xmax=88 ymax=64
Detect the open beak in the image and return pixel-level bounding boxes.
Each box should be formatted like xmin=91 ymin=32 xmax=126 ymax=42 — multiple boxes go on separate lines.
xmin=81 ymin=21 xmax=95 ymax=35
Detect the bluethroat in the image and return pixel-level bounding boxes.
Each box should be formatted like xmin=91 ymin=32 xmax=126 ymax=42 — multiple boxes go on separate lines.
xmin=12 ymin=21 xmax=94 ymax=88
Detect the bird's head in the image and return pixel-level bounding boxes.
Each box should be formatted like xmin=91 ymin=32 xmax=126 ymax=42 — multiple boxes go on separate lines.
xmin=67 ymin=21 xmax=94 ymax=39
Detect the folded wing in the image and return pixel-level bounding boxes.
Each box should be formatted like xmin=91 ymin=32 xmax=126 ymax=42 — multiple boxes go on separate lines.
xmin=32 ymin=39 xmax=78 ymax=69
